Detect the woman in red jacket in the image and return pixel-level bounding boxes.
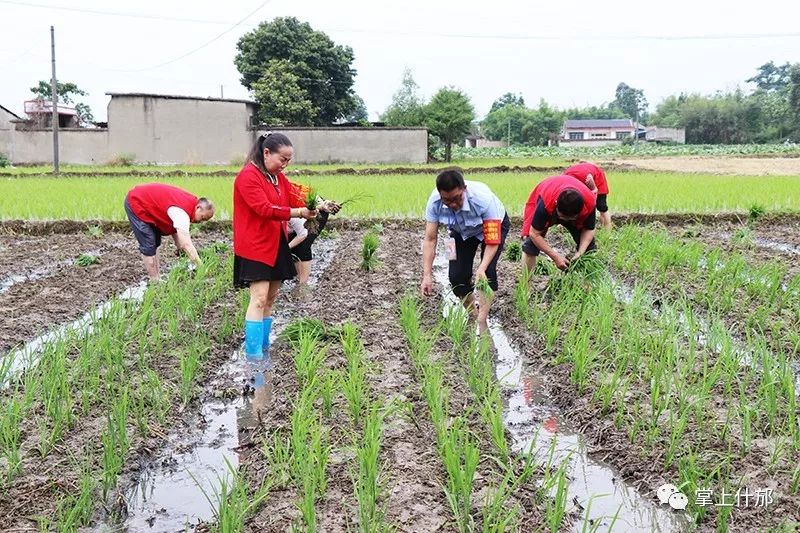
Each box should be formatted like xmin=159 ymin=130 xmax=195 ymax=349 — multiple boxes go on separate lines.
xmin=233 ymin=133 xmax=316 ymax=361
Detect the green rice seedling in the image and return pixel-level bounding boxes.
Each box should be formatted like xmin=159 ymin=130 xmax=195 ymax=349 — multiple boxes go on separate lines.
xmin=262 ymin=432 xmax=293 ymax=487
xmin=280 ymin=317 xmax=328 ymax=344
xmin=55 ymin=461 xmax=95 ymax=531
xmin=353 ymin=402 xmax=390 ymax=533
xmin=294 ymin=331 xmax=327 ymax=390
xmin=480 ymin=469 xmax=521 ymax=532
xmin=791 ymin=463 xmax=800 ymax=494
xmin=370 ymin=222 xmax=384 ymax=234
xmin=86 ymin=224 xmax=104 ymax=238
xmin=543 ymin=459 xmax=570 ymax=533
xmin=481 ymin=392 xmax=509 ymax=466
xmin=505 ymin=240 xmax=522 ymax=262
xmin=196 ymin=457 xmax=271 ymax=533
xmin=731 ymin=226 xmax=754 ymax=248
xmin=0 ymin=394 xmax=24 ymax=481
xmin=319 ymin=370 xmax=339 ymax=419
xmin=474 ymin=275 xmax=494 ymax=300
xmin=440 ymin=303 xmax=470 ymax=349
xmin=75 ymin=253 xmax=100 ymax=267
xmin=340 ymin=323 xmax=368 ymax=426
xmin=304 ymin=186 xmax=319 ymax=211
xmin=179 ymin=347 xmax=202 ymax=406
xmin=361 ymin=231 xmax=380 ymax=271
xmin=748 ymin=203 xmax=766 ymax=224
xmin=580 ymin=496 xmax=621 ymax=533
xmin=440 ymin=417 xmax=479 ymax=533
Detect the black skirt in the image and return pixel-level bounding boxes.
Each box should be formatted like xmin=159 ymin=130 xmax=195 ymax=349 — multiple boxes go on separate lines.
xmin=233 ymin=232 xmax=297 ymax=288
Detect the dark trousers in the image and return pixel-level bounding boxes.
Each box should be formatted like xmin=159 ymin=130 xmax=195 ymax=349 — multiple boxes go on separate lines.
xmin=449 ymin=215 xmax=510 ymax=298
xmin=522 ymin=222 xmax=597 ymax=256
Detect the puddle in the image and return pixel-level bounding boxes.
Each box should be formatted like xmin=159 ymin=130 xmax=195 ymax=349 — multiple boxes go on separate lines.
xmin=108 ymin=238 xmax=339 ymax=532
xmin=1 ymin=282 xmax=147 ymax=388
xmin=753 ymin=238 xmax=800 ymax=256
xmin=0 ymin=256 xmax=82 ymax=295
xmin=432 ymin=250 xmax=688 ymax=532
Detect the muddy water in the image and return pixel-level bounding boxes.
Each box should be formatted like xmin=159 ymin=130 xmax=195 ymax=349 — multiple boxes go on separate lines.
xmin=106 ymin=237 xmax=339 ymax=532
xmin=753 ymin=238 xmax=800 ymax=256
xmin=1 ymin=281 xmax=147 ymax=388
xmin=432 ymin=253 xmax=688 ymax=532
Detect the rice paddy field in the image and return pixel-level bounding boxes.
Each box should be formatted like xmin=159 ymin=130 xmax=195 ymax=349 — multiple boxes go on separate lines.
xmin=1 ymin=153 xmax=800 ymax=532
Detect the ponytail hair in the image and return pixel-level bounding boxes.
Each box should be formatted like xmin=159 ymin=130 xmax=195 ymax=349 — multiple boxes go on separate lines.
xmin=247 ymin=132 xmax=293 ymax=175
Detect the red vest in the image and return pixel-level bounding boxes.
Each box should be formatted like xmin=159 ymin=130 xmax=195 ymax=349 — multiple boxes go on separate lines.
xmin=233 ymin=162 xmax=306 ymax=266
xmin=564 ymin=162 xmax=609 ymax=195
xmin=127 ymin=183 xmax=198 ymax=235
xmin=521 ymin=175 xmax=596 ymax=237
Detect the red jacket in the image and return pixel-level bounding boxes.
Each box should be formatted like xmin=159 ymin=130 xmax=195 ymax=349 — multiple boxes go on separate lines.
xmin=521 ymin=175 xmax=596 ymax=237
xmin=127 ymin=183 xmax=198 ymax=236
xmin=564 ymin=162 xmax=609 ymax=195
xmin=233 ymin=162 xmax=306 ymax=266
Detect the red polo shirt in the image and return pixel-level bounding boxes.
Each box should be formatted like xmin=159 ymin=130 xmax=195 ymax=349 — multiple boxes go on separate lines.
xmin=564 ymin=162 xmax=609 ymax=195
xmin=126 ymin=183 xmax=198 ymax=236
xmin=233 ymin=162 xmax=306 ymax=267
xmin=521 ymin=175 xmax=596 ymax=237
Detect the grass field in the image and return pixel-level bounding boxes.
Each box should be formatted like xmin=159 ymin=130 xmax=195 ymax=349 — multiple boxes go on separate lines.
xmin=0 ymin=157 xmax=569 ymax=176
xmin=3 ymin=171 xmax=800 ymax=220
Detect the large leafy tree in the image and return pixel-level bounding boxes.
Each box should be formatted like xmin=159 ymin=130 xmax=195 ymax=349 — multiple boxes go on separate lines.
xmin=424 ymin=87 xmax=474 ymax=162
xmin=489 ymin=92 xmax=525 ymax=114
xmin=790 ymin=64 xmax=800 ymax=139
xmin=380 ymin=68 xmax=426 ymax=126
xmin=613 ymin=82 xmax=648 ymax=121
xmin=747 ymin=61 xmax=792 ymax=92
xmin=235 ymin=17 xmax=357 ymax=125
xmin=30 ymin=80 xmax=93 ymax=127
xmin=483 ymin=99 xmax=563 ymax=146
xmin=252 ymin=59 xmax=318 ymax=126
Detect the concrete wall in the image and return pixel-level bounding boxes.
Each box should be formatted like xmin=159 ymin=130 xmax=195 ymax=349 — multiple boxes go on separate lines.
xmin=560 ymin=139 xmax=624 ymax=147
xmin=108 ymin=95 xmax=258 ymax=165
xmin=0 ymin=108 xmax=16 ymax=159
xmin=563 ymin=128 xmax=634 ymax=141
xmin=260 ymin=127 xmax=428 ymax=164
xmin=8 ymin=129 xmax=109 ymax=164
xmin=646 ymin=127 xmax=686 ymax=144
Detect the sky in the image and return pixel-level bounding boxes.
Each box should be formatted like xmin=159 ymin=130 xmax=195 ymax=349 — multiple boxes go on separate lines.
xmin=1 ymin=0 xmax=799 ymax=122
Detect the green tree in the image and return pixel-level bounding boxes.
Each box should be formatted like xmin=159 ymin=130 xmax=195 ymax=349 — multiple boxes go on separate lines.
xmin=30 ymin=80 xmax=93 ymax=127
xmin=381 ymin=68 xmax=426 ymax=126
xmin=747 ymin=61 xmax=792 ymax=92
xmin=613 ymin=82 xmax=648 ymax=121
xmin=521 ymin=100 xmax=564 ymax=146
xmin=482 ymin=99 xmax=563 ymax=146
xmin=235 ymin=17 xmax=357 ymax=125
xmin=345 ymin=95 xmax=369 ymax=124
xmin=489 ymin=92 xmax=525 ymax=113
xmin=424 ymin=87 xmax=475 ymax=162
xmin=563 ymin=104 xmax=628 ymax=120
xmin=251 ymin=59 xmax=318 ymax=126
xmin=790 ymin=64 xmax=800 ymax=139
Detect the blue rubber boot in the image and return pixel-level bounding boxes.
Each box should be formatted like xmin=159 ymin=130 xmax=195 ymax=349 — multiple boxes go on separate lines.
xmin=244 ymin=320 xmax=264 ymax=361
xmin=262 ymin=316 xmax=274 ymax=351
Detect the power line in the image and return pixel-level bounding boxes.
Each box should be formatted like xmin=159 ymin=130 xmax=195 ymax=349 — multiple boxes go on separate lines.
xmin=107 ymin=0 xmax=271 ymax=72
xmin=2 ymin=2 xmax=798 ymax=41
xmin=0 ymin=0 xmax=236 ymax=25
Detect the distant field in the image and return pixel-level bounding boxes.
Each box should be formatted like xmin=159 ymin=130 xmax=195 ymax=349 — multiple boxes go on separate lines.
xmin=3 ymin=171 xmax=800 ymax=220
xmin=0 ymin=157 xmax=569 ymax=176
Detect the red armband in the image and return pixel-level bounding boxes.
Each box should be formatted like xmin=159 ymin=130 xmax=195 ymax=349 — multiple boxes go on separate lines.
xmin=482 ymin=219 xmax=501 ymax=245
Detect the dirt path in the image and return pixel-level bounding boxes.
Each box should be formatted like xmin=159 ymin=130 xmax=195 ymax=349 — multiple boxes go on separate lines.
xmin=610 ymin=156 xmax=800 ymax=176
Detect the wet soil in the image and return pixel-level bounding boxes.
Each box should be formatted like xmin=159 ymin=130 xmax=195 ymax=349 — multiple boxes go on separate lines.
xmin=610 ymin=156 xmax=800 ymax=176
xmin=0 ymin=231 xmax=227 ymax=355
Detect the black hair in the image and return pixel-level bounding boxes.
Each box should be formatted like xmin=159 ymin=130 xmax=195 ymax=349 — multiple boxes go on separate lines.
xmin=436 ymin=168 xmax=466 ymax=192
xmin=197 ymin=197 xmax=214 ymax=210
xmin=557 ymin=189 xmax=584 ymax=216
xmin=247 ymin=132 xmax=293 ymax=175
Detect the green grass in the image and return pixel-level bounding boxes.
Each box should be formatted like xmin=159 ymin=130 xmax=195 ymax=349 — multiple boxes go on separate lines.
xmin=0 ymin=157 xmax=568 ymax=175
xmin=2 ymin=171 xmax=800 ymax=220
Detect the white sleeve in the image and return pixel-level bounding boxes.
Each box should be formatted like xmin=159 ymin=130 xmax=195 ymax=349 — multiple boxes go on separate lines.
xmin=167 ymin=207 xmax=191 ymax=232
xmin=288 ymin=217 xmax=308 ymax=239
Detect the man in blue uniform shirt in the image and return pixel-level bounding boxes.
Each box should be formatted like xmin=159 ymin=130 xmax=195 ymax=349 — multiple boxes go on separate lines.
xmin=420 ymin=169 xmax=510 ymax=333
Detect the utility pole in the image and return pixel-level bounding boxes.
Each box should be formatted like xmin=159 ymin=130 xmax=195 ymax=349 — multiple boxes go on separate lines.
xmin=220 ymin=85 xmax=224 ymax=99
xmin=507 ymin=118 xmax=511 ymax=147
xmin=50 ymin=25 xmax=59 ymax=174
xmin=634 ymin=105 xmax=639 ymax=146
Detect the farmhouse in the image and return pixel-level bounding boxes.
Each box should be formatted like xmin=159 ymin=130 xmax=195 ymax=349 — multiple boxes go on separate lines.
xmin=0 ymin=92 xmax=428 ymax=165
xmin=561 ymin=118 xmax=635 ymax=146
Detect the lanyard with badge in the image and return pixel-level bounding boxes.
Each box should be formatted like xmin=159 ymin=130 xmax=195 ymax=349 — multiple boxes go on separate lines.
xmin=445 ymin=209 xmax=457 ymax=261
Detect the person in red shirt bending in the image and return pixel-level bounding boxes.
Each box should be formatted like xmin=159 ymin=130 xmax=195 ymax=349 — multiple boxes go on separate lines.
xmin=521 ymin=175 xmax=597 ymax=274
xmin=124 ymin=183 xmax=215 ymax=282
xmin=563 ymin=162 xmax=611 ymax=229
xmin=233 ymin=133 xmax=317 ymax=361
